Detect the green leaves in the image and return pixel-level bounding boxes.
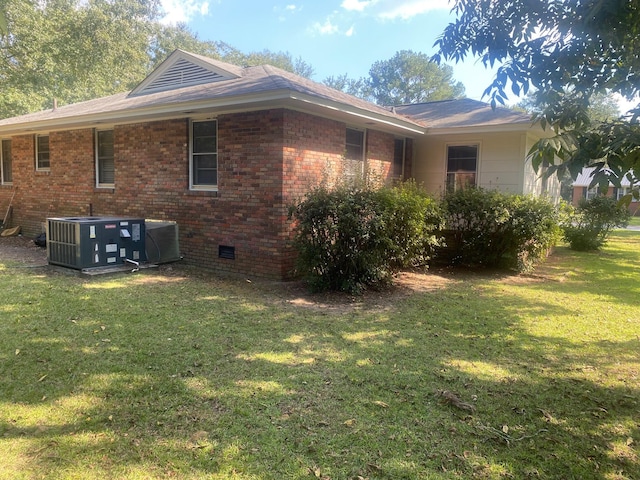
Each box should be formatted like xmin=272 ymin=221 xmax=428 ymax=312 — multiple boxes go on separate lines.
xmin=323 ymin=50 xmax=465 ymax=106
xmin=289 ymin=182 xmax=443 ymax=293
xmin=436 ymin=0 xmax=640 ymax=192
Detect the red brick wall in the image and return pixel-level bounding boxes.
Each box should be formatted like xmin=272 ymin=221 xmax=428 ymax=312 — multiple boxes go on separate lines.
xmin=4 ymin=109 xmax=402 ymax=278
xmin=366 ymin=130 xmax=394 ymax=185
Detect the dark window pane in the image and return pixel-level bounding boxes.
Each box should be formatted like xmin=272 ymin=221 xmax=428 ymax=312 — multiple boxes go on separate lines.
xmin=1 ymin=139 xmax=12 ymax=183
xmin=345 ymin=128 xmax=364 ymax=161
xmin=193 ymin=153 xmax=217 ymax=185
xmin=98 ymin=131 xmax=114 ymax=158
xmin=393 ymin=138 xmax=404 ymax=176
xmin=37 ymin=135 xmax=50 ymax=169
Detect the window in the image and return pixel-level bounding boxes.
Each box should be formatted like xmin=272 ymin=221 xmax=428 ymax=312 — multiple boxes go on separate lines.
xmin=345 ymin=128 xmax=364 ymax=161
xmin=1 ymin=139 xmax=11 ymax=184
xmin=36 ymin=134 xmax=50 ymax=170
xmin=616 ymin=187 xmax=630 ymax=201
xmin=446 ymin=144 xmax=478 ymax=191
xmin=96 ymin=130 xmax=115 ymax=187
xmin=190 ymin=119 xmax=218 ymax=189
xmin=584 ymin=186 xmax=600 ymax=200
xmin=393 ymin=138 xmax=405 ymax=177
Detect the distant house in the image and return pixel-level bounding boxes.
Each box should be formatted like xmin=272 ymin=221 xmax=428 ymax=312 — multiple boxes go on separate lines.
xmin=571 ymin=167 xmax=639 ymax=215
xmin=0 ymin=49 xmax=560 ymax=279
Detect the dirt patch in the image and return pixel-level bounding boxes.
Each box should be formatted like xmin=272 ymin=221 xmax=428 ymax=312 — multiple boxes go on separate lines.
xmin=0 ymin=235 xmax=494 ymax=313
xmin=0 ymin=234 xmax=48 ymax=266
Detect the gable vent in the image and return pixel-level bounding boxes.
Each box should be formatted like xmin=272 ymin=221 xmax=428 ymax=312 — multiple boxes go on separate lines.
xmin=136 ymin=59 xmax=230 ymax=95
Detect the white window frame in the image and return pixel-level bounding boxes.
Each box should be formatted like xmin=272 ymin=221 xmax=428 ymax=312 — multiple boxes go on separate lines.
xmin=345 ymin=127 xmax=365 ymax=162
xmin=1 ymin=138 xmax=12 ymax=185
xmin=445 ymin=143 xmax=480 ymax=192
xmin=585 ymin=186 xmax=599 ymax=200
xmin=616 ymin=186 xmax=630 ymax=201
xmin=189 ymin=118 xmax=218 ymax=191
xmin=95 ymin=129 xmax=115 ymax=188
xmin=35 ymin=134 xmax=50 ymax=171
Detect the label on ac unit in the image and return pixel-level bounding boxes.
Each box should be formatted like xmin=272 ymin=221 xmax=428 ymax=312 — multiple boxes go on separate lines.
xmin=120 ymin=248 xmax=126 ymax=257
xmin=132 ymin=224 xmax=141 ymax=242
xmin=90 ymin=225 xmax=96 ymax=239
xmin=107 ymin=257 xmax=117 ymax=263
xmin=105 ymin=244 xmax=118 ymax=253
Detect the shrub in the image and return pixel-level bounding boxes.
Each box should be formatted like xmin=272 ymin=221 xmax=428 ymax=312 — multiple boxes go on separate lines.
xmin=440 ymin=188 xmax=561 ymax=271
xmin=289 ymin=182 xmax=442 ymax=293
xmin=563 ymin=196 xmax=631 ymax=251
xmin=374 ymin=181 xmax=444 ymax=271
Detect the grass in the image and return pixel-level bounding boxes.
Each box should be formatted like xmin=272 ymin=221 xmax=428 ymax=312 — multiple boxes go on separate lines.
xmin=0 ymin=232 xmax=639 ymax=479
xmin=628 ymin=216 xmax=640 ymax=227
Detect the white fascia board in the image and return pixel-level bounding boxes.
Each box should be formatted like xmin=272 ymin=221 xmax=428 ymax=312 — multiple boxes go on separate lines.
xmin=426 ymin=122 xmax=540 ymax=136
xmin=289 ymin=92 xmax=425 ymax=135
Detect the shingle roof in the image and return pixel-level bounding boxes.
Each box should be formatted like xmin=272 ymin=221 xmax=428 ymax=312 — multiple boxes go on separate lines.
xmin=573 ymin=167 xmax=635 ymax=187
xmin=0 ymin=51 xmax=540 ymax=135
xmin=0 ymin=51 xmax=419 ymax=133
xmin=394 ymin=98 xmax=531 ymax=129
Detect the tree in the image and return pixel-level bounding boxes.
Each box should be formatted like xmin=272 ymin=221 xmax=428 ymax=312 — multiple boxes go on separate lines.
xmin=0 ymin=0 xmax=315 ymax=119
xmin=519 ymin=92 xmax=621 ymax=123
xmin=434 ymin=0 xmax=640 ymax=196
xmin=323 ymin=50 xmax=465 ymax=105
xmin=323 ymin=74 xmax=369 ymax=99
xmin=0 ymin=0 xmax=159 ymax=118
xmin=367 ymin=50 xmax=465 ymax=105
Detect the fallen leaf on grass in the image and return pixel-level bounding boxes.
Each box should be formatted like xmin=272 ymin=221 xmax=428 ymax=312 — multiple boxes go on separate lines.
xmin=373 ymin=401 xmax=389 ymax=408
xmin=436 ymin=390 xmax=476 ymax=412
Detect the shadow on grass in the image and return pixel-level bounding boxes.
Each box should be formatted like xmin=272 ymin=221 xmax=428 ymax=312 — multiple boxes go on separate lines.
xmin=0 ymin=233 xmax=638 ymax=479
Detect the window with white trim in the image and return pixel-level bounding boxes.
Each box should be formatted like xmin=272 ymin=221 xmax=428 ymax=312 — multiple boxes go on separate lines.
xmin=345 ymin=128 xmax=364 ymax=161
xmin=616 ymin=187 xmax=631 ymax=201
xmin=1 ymin=139 xmax=12 ymax=184
xmin=584 ymin=186 xmax=599 ymax=200
xmin=36 ymin=134 xmax=50 ymax=171
xmin=190 ymin=119 xmax=218 ymax=189
xmin=96 ymin=130 xmax=115 ymax=187
xmin=446 ymin=144 xmax=477 ymax=191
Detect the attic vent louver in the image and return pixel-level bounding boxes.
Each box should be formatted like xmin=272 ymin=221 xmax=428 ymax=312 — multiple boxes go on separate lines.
xmin=134 ymin=59 xmax=229 ymax=95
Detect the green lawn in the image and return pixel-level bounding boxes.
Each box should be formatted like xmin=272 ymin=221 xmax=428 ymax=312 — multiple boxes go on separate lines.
xmin=1 ymin=233 xmax=639 ymax=479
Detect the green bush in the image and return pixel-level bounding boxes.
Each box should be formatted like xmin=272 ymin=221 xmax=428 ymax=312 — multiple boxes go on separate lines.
xmin=440 ymin=188 xmax=561 ymax=271
xmin=289 ymin=182 xmax=442 ymax=293
xmin=563 ymin=196 xmax=631 ymax=251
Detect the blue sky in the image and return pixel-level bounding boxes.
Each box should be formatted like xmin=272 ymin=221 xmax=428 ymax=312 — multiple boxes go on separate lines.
xmin=159 ymin=0 xmax=502 ymax=103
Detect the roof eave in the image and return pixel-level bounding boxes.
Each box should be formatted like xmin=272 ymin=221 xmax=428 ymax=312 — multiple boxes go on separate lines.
xmin=426 ymin=121 xmax=542 ymax=136
xmin=0 ymin=89 xmax=426 ymax=137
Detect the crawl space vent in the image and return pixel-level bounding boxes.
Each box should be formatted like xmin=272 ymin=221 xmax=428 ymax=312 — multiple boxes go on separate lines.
xmin=218 ymin=245 xmax=235 ymax=260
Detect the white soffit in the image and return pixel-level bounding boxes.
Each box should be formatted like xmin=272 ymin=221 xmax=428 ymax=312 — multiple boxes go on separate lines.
xmin=129 ymin=50 xmax=242 ymax=97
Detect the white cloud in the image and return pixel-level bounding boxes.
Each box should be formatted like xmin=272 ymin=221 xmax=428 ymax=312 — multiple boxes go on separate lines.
xmin=341 ymin=0 xmax=373 ymax=12
xmin=340 ymin=0 xmax=450 ymax=20
xmin=311 ymin=18 xmax=339 ymax=35
xmin=160 ymin=0 xmax=209 ymax=24
xmin=345 ymin=25 xmax=355 ymax=37
xmin=377 ymin=0 xmax=451 ymax=20
xmin=275 ymin=3 xmax=301 ymax=21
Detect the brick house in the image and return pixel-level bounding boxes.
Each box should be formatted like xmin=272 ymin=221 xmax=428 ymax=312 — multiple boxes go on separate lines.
xmin=0 ymin=50 xmax=559 ymax=279
xmin=571 ymin=167 xmax=639 ymax=215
